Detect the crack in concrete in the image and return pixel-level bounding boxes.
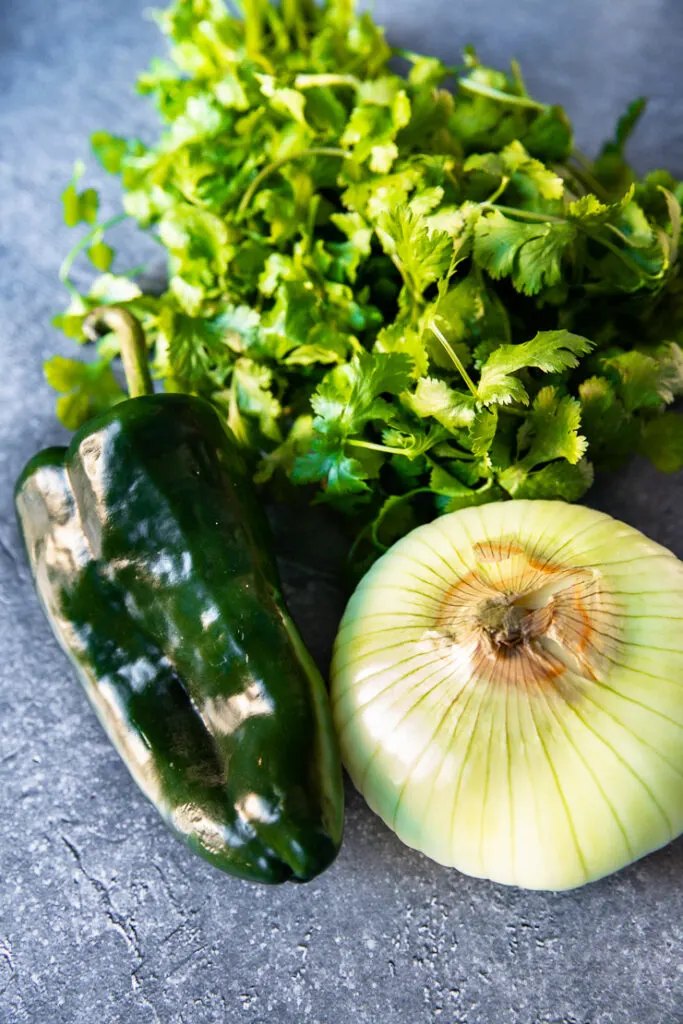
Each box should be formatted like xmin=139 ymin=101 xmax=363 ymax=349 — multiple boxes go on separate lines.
xmin=160 ymin=922 xmax=185 ymax=948
xmin=0 ymin=938 xmax=14 ymax=973
xmin=61 ymin=834 xmax=160 ymax=1022
xmin=166 ymin=943 xmax=210 ymax=982
xmin=0 ymin=936 xmax=16 ymax=998
xmin=149 ymin=862 xmax=184 ymax=915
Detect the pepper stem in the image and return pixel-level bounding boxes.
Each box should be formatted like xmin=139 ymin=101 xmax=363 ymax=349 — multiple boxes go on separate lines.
xmin=83 ymin=306 xmax=153 ymax=399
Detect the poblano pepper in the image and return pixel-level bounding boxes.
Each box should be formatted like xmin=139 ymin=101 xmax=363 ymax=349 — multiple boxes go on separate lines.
xmin=15 ymin=308 xmax=344 ymax=884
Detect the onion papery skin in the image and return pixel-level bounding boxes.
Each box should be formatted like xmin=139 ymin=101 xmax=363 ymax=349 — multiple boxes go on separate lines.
xmin=331 ymin=500 xmax=683 ymax=890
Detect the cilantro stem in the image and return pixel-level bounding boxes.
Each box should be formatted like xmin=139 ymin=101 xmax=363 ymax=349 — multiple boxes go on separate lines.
xmin=571 ymin=149 xmax=611 ymax=194
xmin=239 ymin=0 xmax=263 ymax=59
xmin=584 ymin=229 xmax=663 ymax=281
xmin=659 ymin=185 xmax=681 ymax=256
xmin=83 ymin=306 xmax=153 ymax=399
xmin=59 ymin=214 xmax=127 ymax=296
xmin=372 ymin=488 xmax=432 ymax=550
xmin=510 ymin=59 xmax=528 ymax=97
xmin=394 ymin=49 xmax=466 ymax=77
xmin=602 ymin=221 xmax=636 ymax=246
xmin=500 ymin=406 xmax=526 ymax=418
xmin=347 ymin=436 xmax=476 ymax=460
xmin=572 ymin=149 xmax=596 ymax=172
xmin=481 ymin=203 xmax=567 ymax=225
xmin=428 ymin=321 xmax=479 ymax=398
xmin=347 ymin=438 xmax=417 ymax=457
xmin=282 ymin=0 xmax=314 ymax=52
xmin=482 ymin=201 xmax=663 ymax=281
xmin=347 ymin=523 xmax=371 ymax=565
xmin=562 ymin=156 xmax=611 ymax=201
xmin=458 ymin=78 xmax=548 ymax=111
xmin=294 ymin=73 xmax=358 ymax=89
xmin=386 ymin=252 xmax=421 ymax=316
xmin=486 ymin=175 xmax=511 ymax=205
xmin=236 ymin=147 xmax=351 ymax=220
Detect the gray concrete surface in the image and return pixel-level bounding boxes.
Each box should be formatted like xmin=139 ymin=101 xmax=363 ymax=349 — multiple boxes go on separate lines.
xmin=2 ymin=2 xmax=683 ymax=1022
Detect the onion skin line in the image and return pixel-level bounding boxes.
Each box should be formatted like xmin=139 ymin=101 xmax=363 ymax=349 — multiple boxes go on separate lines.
xmin=392 ymin=663 xmax=485 ymax=839
xmin=446 ymin=674 xmax=496 ymax=877
xmin=525 ymin=671 xmax=589 ymax=883
xmin=536 ymin=667 xmax=635 ymax=862
xmin=570 ymin=688 xmax=676 ymax=835
xmin=356 ymin=656 xmax=467 ymax=797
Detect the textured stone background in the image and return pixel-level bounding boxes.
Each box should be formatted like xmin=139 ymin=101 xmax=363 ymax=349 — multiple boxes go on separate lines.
xmin=2 ymin=2 xmax=683 ymax=1022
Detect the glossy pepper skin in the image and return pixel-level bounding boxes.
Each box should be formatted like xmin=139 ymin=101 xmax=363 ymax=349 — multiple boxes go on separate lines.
xmin=15 ymin=393 xmax=344 ymax=883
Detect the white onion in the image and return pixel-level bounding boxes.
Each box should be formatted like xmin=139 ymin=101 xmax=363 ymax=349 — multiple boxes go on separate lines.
xmin=331 ymin=500 xmax=683 ymax=890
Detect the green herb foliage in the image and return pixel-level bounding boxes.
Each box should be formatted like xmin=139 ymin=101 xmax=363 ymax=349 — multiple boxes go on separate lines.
xmin=52 ymin=0 xmax=683 ymax=561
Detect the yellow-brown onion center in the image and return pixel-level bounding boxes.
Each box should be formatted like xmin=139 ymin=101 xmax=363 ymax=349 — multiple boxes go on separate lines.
xmin=430 ymin=538 xmax=620 ymax=689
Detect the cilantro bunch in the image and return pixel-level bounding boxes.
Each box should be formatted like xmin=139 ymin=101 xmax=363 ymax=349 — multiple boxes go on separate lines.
xmin=52 ymin=0 xmax=683 ymax=558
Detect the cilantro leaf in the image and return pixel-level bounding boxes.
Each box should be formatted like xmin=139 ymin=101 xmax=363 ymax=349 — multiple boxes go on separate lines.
xmin=374 ymin=320 xmax=429 ymax=378
xmin=431 ymin=271 xmax=511 ymax=355
xmin=469 ymin=407 xmax=498 ymax=457
xmin=375 ymin=205 xmax=453 ymax=298
xmin=255 ymin=415 xmax=314 ymax=485
xmin=311 ymin=351 xmax=414 ymax=435
xmin=61 ymin=163 xmax=99 ymax=227
xmin=291 ymin=447 xmax=373 ymax=497
xmin=293 ymin=352 xmax=413 ymax=496
xmin=329 ymin=212 xmax=373 ymax=283
xmin=602 ymin=344 xmax=683 ymax=413
xmin=44 ymin=355 xmax=125 ymax=429
xmin=229 ymin=357 xmax=282 ymax=443
xmin=157 ymin=308 xmax=232 ymax=389
xmin=522 ymin=106 xmax=573 ymax=162
xmin=381 ymin=423 xmax=448 ymax=458
xmin=88 ymin=240 xmax=114 ymax=272
xmin=567 ymin=189 xmax=633 ymax=227
xmin=404 ymin=377 xmax=476 ymax=430
xmin=639 ymin=412 xmax=683 ymax=473
xmin=49 ymin=0 xmax=683 ymax=552
xmin=578 ymin=375 xmax=637 ymax=468
xmin=474 ymin=209 xmax=575 ymax=295
xmin=478 ymin=330 xmax=593 ymax=405
xmin=431 ymin=467 xmax=503 ymax=512
xmin=593 ymin=98 xmax=647 ymax=196
xmin=499 ymin=459 xmax=593 ymax=500
xmin=497 ymin=387 xmax=590 ymax=497
xmin=515 ymin=386 xmax=588 ymax=466
xmin=466 ymin=140 xmax=564 ymax=203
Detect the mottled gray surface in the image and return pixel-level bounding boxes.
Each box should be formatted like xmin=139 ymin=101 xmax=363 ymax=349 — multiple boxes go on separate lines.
xmin=2 ymin=2 xmax=683 ymax=1022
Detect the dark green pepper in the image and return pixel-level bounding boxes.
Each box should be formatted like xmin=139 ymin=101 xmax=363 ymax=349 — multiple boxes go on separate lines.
xmin=15 ymin=308 xmax=343 ymax=884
